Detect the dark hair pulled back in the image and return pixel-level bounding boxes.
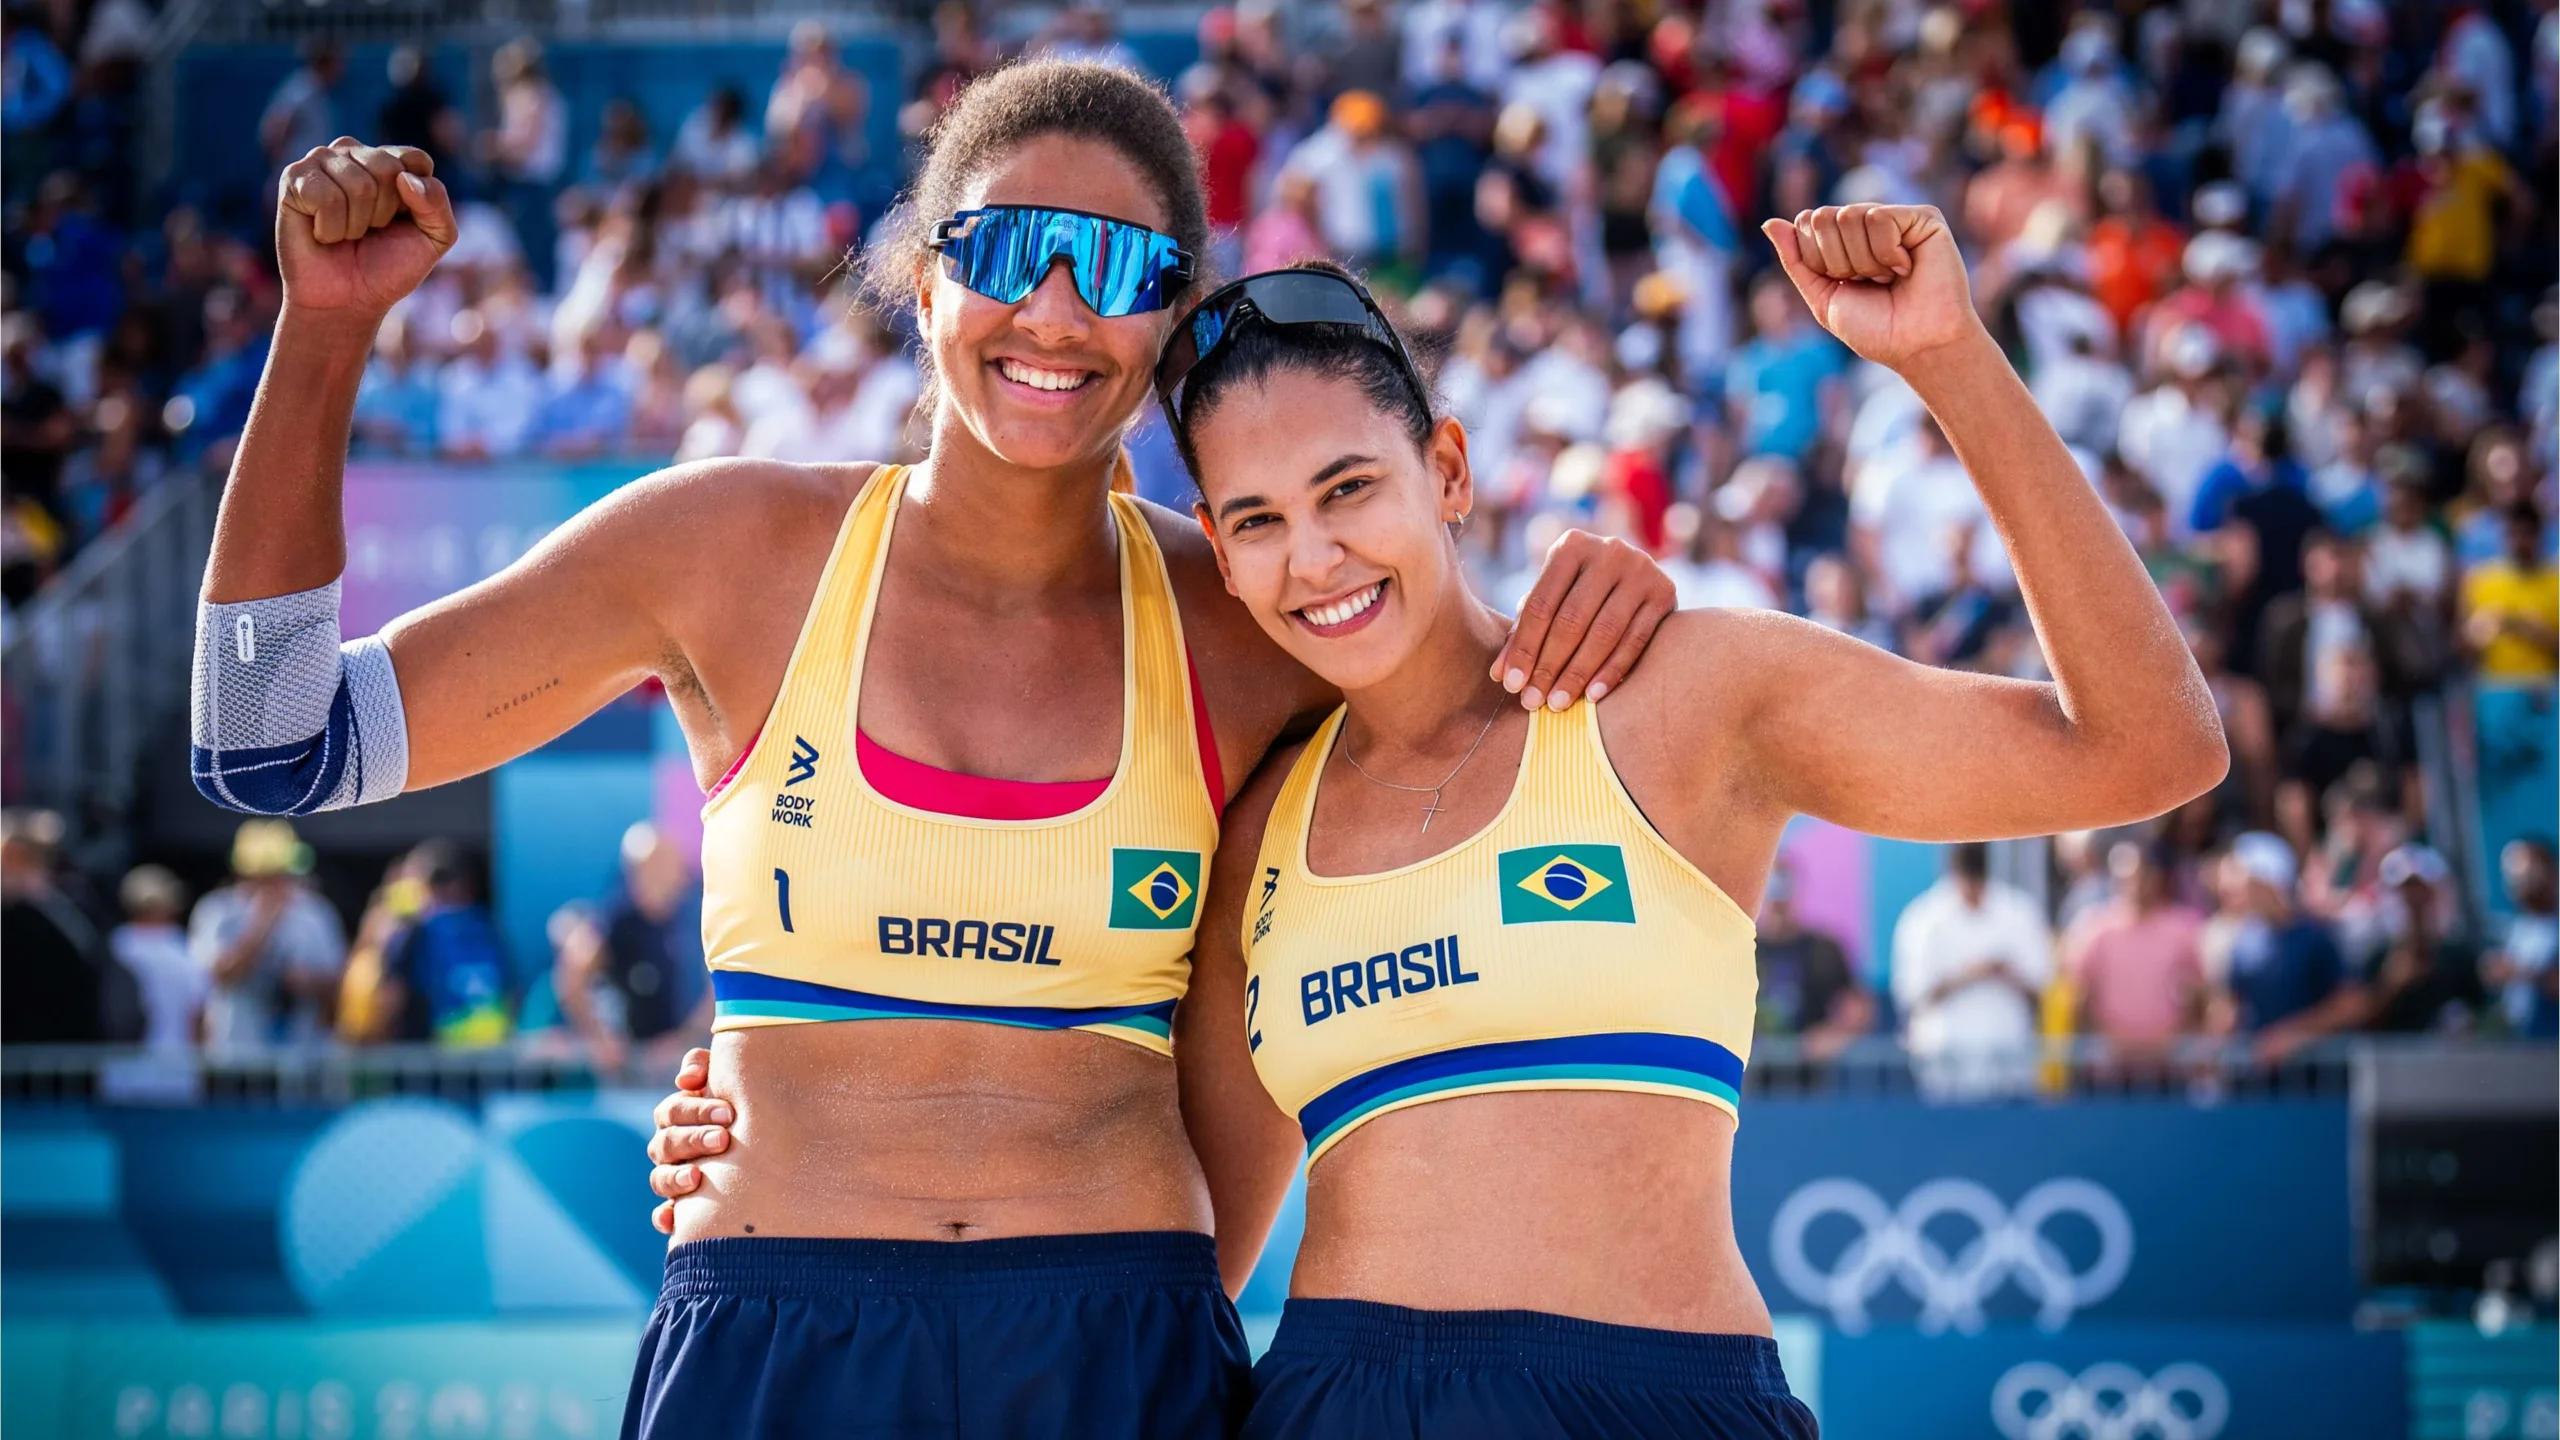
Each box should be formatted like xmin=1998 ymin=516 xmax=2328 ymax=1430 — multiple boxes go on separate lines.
xmin=1166 ymin=261 xmax=1438 ymax=484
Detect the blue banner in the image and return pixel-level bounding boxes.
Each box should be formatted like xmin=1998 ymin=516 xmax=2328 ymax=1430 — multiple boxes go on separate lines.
xmin=1730 ymin=1099 xmax=2355 ymax=1330
xmin=1819 ymin=1323 xmax=2405 ymax=1440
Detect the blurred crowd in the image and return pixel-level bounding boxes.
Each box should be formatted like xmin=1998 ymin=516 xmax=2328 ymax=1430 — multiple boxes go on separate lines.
xmin=4 ymin=0 xmax=2556 ymax=1071
xmin=1 ymin=807 xmax=713 ymax=1073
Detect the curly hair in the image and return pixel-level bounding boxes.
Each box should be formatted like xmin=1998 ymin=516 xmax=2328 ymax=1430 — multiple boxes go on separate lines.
xmin=862 ymin=59 xmax=1211 ymax=320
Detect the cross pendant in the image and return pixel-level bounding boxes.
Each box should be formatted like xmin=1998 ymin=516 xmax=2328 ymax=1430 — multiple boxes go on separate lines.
xmin=1420 ymin=791 xmax=1446 ymax=832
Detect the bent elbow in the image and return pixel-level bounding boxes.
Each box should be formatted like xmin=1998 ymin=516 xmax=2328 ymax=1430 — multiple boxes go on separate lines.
xmin=2120 ymin=712 xmax=2231 ymax=819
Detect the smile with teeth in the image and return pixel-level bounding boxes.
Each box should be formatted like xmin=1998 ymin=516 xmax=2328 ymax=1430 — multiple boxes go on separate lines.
xmin=1299 ymin=581 xmax=1385 ymax=629
xmin=998 ymin=358 xmax=1093 ymax=392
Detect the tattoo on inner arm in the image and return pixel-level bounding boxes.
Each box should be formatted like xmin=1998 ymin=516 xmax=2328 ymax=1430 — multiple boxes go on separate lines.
xmin=485 ymin=676 xmax=562 ymax=720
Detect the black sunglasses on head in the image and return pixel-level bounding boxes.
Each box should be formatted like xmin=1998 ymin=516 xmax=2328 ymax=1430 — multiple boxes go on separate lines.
xmin=1153 ymin=270 xmax=1430 ymax=430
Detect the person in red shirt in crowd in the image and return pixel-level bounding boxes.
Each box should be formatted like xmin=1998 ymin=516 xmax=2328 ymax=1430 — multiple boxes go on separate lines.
xmin=1180 ymin=71 xmax=1259 ymax=276
xmin=2087 ymin=167 xmax=2186 ymax=339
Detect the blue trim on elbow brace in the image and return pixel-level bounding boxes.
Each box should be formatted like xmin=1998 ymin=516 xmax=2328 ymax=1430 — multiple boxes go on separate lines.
xmin=191 ymin=681 xmax=362 ymax=815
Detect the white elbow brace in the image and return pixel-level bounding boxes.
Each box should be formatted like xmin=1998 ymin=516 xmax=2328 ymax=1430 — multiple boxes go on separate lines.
xmin=190 ymin=579 xmax=411 ymax=814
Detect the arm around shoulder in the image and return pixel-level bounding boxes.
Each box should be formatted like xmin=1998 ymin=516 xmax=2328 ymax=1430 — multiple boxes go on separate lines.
xmin=1174 ymin=741 xmax=1308 ymax=1298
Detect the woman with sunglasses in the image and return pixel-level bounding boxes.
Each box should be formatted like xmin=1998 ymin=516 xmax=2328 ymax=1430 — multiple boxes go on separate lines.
xmin=196 ymin=61 xmax=1671 ymax=1440
xmin=658 ymin=210 xmax=2226 ymax=1437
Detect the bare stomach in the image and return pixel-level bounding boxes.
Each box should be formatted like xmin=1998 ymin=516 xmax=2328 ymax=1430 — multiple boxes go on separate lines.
xmin=670 ymin=1020 xmax=1211 ymax=1245
xmin=1291 ymin=1091 xmax=1773 ymax=1335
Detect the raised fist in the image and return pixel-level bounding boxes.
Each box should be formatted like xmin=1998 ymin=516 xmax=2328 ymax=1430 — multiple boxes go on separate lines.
xmin=1758 ymin=204 xmax=1981 ymax=372
xmin=275 ymin=137 xmax=457 ymax=318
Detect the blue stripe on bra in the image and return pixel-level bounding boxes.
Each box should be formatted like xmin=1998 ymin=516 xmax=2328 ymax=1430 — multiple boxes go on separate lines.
xmin=711 ymin=970 xmax=1177 ymax=1033
xmin=1296 ymin=1032 xmax=1746 ymax=1147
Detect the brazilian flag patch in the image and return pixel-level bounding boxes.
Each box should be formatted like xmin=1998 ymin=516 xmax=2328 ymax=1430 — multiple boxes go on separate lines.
xmin=1111 ymin=848 xmax=1204 ymax=929
xmin=1497 ymin=844 xmax=1636 ymax=924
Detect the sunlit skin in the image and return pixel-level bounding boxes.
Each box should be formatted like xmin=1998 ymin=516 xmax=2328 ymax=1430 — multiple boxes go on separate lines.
xmin=211 ymin=126 xmax=1676 ymax=1268
xmin=655 ymin=204 xmax=2231 ymax=1319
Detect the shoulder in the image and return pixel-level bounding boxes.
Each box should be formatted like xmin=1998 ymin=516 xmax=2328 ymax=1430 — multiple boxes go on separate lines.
xmin=1207 ymin=738 xmax=1312 ymax=918
xmin=561 ymin=457 xmax=880 ymax=574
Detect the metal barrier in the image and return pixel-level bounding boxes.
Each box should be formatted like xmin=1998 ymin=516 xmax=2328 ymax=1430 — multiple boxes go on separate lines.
xmin=0 ymin=476 xmax=217 ymax=863
xmin=0 ymin=1034 xmax=2372 ymax=1107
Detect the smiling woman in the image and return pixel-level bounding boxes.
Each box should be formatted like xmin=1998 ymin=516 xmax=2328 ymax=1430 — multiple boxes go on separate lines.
xmin=1137 ymin=240 xmax=2223 ymax=1440
xmin=197 ymin=51 xmax=1686 ymax=1440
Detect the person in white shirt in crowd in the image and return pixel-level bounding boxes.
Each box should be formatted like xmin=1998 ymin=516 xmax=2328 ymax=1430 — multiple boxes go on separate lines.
xmin=1498 ymin=8 xmax=1599 ymax=197
xmin=764 ymin=20 xmax=869 ymax=183
xmin=1033 ymin=3 xmax=1143 ymax=71
xmin=1892 ymin=842 xmax=2054 ymax=1099
xmin=725 ymin=157 xmax=834 ymax=315
xmin=1660 ymin=501 xmax=1778 ymax=611
xmin=189 ymin=822 xmax=347 ymax=1050
xmin=259 ymin=37 xmax=345 ymax=176
xmin=2117 ymin=323 xmax=2232 ymax=539
xmin=2219 ymin=28 xmax=2294 ymax=205
xmin=2365 ymin=467 xmax=2456 ymax=631
xmin=112 ymin=865 xmax=204 ymax=1051
xmin=1279 ymin=90 xmax=1426 ymax=273
xmin=2336 ymin=281 xmax=2425 ymax=402
xmin=434 ymin=308 xmax=543 ymax=461
xmin=671 ymin=85 xmax=763 ymax=189
xmin=2043 ymin=22 xmax=2139 ymax=167
xmin=1650 ymin=96 xmax=1745 ymax=385
xmin=2267 ymin=64 xmax=2376 ymax=256
xmin=1853 ymin=412 xmax=2004 ymax=617
xmin=672 ymin=362 xmax=745 ymax=462
xmin=2033 ymin=328 xmax=2134 ymax=457
xmin=1719 ymin=454 xmax=1798 ymax=588
xmin=485 ymin=39 xmax=567 ymax=190
xmin=2483 ymin=838 xmax=2558 ymax=1037
xmin=1401 ymin=0 xmax=1510 ymax=93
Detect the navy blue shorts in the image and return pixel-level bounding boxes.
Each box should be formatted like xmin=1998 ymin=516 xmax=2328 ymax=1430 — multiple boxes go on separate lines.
xmin=624 ymin=1231 xmax=1250 ymax=1440
xmin=1243 ymin=1299 xmax=1819 ymax=1440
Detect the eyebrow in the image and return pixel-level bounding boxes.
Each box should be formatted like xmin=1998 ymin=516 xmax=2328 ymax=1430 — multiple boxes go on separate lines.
xmin=1214 ymin=454 xmax=1380 ymax=520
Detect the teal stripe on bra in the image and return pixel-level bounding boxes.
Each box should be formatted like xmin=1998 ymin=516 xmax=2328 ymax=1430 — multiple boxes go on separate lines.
xmin=1305 ymin=1063 xmax=1741 ymax=1155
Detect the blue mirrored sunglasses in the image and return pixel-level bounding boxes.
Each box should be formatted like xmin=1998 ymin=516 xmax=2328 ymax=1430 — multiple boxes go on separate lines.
xmin=928 ymin=205 xmax=1195 ymax=318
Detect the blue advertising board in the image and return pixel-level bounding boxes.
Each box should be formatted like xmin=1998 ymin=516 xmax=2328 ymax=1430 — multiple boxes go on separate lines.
xmin=6 ymin=1095 xmax=2354 ymax=1331
xmin=1728 ymin=1099 xmax=2356 ymax=1331
xmin=1819 ymin=1323 xmax=2406 ymax=1440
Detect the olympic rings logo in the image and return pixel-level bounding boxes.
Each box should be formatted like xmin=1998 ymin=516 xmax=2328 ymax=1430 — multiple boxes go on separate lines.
xmin=1992 ymin=1361 xmax=2231 ymax=1440
xmin=1769 ymin=1177 xmax=2135 ymax=1333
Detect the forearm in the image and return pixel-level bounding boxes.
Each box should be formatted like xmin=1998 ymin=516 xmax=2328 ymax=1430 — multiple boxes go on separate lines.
xmin=1906 ymin=330 xmax=2221 ymax=785
xmin=205 ymin=308 xmax=379 ymax=603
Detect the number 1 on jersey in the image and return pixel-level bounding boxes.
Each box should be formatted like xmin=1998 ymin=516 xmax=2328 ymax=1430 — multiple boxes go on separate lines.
xmin=774 ymin=868 xmax=795 ymax=933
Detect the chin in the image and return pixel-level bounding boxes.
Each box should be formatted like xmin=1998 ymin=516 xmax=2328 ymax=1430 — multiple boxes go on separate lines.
xmin=1278 ymin=622 xmax=1412 ymax=696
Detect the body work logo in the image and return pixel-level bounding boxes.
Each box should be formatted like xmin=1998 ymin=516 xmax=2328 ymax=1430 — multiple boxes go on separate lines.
xmin=1111 ymin=848 xmax=1203 ymax=929
xmin=1770 ymin=1177 xmax=2134 ymax=1333
xmin=1497 ymin=844 xmax=1635 ymax=924
xmin=772 ymin=737 xmax=822 ymax=827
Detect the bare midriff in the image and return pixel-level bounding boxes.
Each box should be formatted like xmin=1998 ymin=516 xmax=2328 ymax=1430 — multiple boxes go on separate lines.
xmin=672 ymin=1020 xmax=1211 ymax=1244
xmin=1290 ymin=1090 xmax=1772 ymax=1335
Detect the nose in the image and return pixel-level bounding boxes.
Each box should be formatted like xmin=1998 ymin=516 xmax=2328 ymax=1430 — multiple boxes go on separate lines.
xmin=1285 ymin=512 xmax=1347 ymax=590
xmin=1012 ymin=259 xmax=1096 ymax=348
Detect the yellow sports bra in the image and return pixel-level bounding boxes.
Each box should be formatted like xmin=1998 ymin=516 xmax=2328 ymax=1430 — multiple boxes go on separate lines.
xmin=1244 ymin=703 xmax=1759 ymax=1161
xmin=698 ymin=466 xmax=1220 ymax=1054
